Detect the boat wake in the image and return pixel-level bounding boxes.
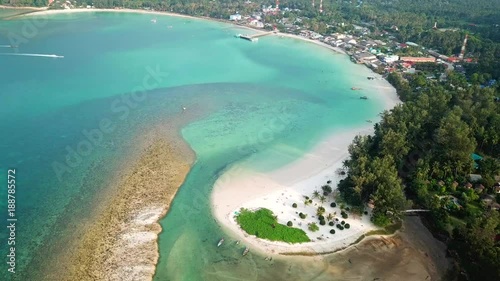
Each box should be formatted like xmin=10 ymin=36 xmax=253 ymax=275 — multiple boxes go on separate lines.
xmin=0 ymin=53 xmax=64 ymax=58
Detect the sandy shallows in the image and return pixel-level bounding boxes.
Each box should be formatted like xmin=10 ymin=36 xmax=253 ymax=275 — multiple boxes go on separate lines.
xmin=59 ymin=138 xmax=192 ymax=281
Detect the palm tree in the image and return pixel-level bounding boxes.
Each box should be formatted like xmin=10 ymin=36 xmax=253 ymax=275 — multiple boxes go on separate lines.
xmin=312 ymin=190 xmax=320 ymax=199
xmin=304 ymin=199 xmax=311 ymax=206
xmin=319 ymin=195 xmax=327 ymax=204
xmin=326 ymin=213 xmax=334 ymax=221
xmin=316 ymin=206 xmax=325 ymax=216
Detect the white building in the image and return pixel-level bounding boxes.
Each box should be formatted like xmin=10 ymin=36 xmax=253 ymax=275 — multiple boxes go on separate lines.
xmin=252 ymin=14 xmax=262 ymax=20
xmin=332 ymin=33 xmax=346 ymax=39
xmin=229 ymin=14 xmax=242 ymax=21
xmin=345 ymin=38 xmax=357 ymax=45
xmin=249 ymin=19 xmax=264 ymax=28
xmin=382 ymin=55 xmax=399 ymax=63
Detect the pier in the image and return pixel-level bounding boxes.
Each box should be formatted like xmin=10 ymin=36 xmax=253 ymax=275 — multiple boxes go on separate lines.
xmin=236 ymin=31 xmax=276 ymax=42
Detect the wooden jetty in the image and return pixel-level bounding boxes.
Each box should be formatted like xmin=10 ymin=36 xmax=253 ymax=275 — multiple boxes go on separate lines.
xmin=235 ymin=31 xmax=276 ymax=42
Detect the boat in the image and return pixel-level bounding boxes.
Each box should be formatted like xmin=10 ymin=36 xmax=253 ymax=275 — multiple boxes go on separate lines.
xmin=351 ymin=87 xmax=362 ymax=90
xmin=360 ymin=96 xmax=368 ymax=100
xmin=235 ymin=240 xmax=240 ymax=245
xmin=242 ymin=247 xmax=250 ymax=256
xmin=367 ymin=76 xmax=375 ymax=80
xmin=217 ymin=238 xmax=224 ymax=247
xmin=151 ymin=18 xmax=157 ymax=23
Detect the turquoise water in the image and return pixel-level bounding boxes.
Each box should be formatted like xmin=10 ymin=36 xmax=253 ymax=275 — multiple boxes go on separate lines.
xmin=0 ymin=12 xmax=389 ymax=280
xmin=0 ymin=9 xmax=34 ymax=19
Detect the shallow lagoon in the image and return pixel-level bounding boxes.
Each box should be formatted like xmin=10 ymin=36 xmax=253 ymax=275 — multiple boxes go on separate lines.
xmin=0 ymin=11 xmax=392 ymax=280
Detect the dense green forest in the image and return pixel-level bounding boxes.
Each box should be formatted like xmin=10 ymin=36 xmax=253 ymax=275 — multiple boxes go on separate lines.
xmin=339 ymin=71 xmax=500 ymax=280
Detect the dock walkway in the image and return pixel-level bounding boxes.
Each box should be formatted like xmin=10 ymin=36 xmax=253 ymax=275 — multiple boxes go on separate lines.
xmin=236 ymin=31 xmax=276 ymax=42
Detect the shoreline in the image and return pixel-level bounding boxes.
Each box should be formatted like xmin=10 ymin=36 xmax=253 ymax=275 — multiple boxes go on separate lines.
xmin=211 ymin=77 xmax=400 ymax=256
xmin=275 ymin=32 xmax=347 ymax=55
xmin=11 ymin=7 xmax=348 ymax=56
xmin=12 ymin=7 xmax=265 ymax=32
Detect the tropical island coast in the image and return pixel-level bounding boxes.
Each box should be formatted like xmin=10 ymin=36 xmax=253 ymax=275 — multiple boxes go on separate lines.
xmin=3 ymin=1 xmax=498 ymax=280
xmin=8 ymin=6 xmax=403 ymax=279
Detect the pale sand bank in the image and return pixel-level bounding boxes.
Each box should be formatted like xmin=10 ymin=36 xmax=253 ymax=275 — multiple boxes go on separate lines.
xmin=62 ymin=139 xmax=193 ymax=281
xmin=211 ymin=82 xmax=400 ymax=256
xmin=212 ymin=129 xmax=375 ymax=256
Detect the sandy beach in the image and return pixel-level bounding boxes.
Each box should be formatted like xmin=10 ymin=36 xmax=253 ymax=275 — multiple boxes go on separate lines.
xmin=276 ymin=32 xmax=347 ymax=55
xmin=15 ymin=7 xmax=196 ymax=19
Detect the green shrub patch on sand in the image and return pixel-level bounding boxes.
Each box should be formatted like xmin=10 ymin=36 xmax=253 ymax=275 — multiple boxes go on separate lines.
xmin=236 ymin=208 xmax=310 ymax=243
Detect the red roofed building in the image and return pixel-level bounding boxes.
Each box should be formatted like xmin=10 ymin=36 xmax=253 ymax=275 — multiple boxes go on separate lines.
xmin=400 ymin=57 xmax=436 ymax=63
xmin=447 ymin=57 xmax=462 ymax=63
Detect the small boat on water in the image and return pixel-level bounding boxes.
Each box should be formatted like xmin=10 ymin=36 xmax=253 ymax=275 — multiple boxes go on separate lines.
xmin=151 ymin=18 xmax=157 ymax=23
xmin=360 ymin=96 xmax=368 ymax=100
xmin=217 ymin=238 xmax=224 ymax=247
xmin=242 ymin=247 xmax=250 ymax=256
xmin=351 ymin=87 xmax=362 ymax=90
xmin=235 ymin=240 xmax=240 ymax=245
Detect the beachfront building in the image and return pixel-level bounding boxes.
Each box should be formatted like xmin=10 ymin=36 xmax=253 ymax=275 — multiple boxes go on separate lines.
xmin=248 ymin=19 xmax=264 ymax=28
xmin=353 ymin=52 xmax=377 ymax=64
xmin=229 ymin=14 xmax=242 ymax=21
xmin=299 ymin=30 xmax=323 ymax=40
xmin=381 ymin=55 xmax=399 ymax=64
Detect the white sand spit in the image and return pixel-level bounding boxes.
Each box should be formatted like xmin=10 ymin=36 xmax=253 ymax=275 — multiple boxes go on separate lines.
xmin=212 ymin=83 xmax=399 ymax=256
